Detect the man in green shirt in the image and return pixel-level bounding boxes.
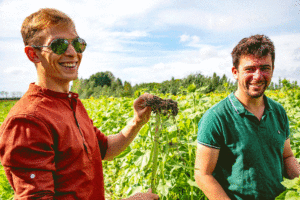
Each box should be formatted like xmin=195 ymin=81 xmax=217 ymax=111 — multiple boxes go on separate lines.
xmin=194 ymin=34 xmax=300 ymax=200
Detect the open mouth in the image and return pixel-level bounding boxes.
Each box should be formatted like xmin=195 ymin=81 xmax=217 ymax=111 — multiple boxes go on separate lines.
xmin=59 ymin=62 xmax=77 ymax=69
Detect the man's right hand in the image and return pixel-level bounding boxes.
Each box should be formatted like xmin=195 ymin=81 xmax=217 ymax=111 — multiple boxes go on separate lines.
xmin=125 ymin=188 xmax=159 ymax=200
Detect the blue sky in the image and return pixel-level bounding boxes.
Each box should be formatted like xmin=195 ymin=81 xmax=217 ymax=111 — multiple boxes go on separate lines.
xmin=0 ymin=0 xmax=300 ymax=94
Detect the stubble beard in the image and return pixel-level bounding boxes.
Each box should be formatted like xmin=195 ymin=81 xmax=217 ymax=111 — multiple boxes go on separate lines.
xmin=245 ymin=80 xmax=268 ymax=99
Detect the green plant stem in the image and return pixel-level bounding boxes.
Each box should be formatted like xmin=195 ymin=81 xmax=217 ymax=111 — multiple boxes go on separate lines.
xmin=151 ymin=114 xmax=161 ymax=194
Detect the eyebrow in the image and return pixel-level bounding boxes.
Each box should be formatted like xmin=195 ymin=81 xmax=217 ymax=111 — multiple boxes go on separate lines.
xmin=244 ymin=64 xmax=271 ymax=68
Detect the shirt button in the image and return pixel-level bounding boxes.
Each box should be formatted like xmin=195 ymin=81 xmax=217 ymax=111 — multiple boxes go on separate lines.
xmin=68 ymin=94 xmax=72 ymax=98
xmin=278 ymin=130 xmax=280 ymax=134
xmin=30 ymin=174 xmax=35 ymax=179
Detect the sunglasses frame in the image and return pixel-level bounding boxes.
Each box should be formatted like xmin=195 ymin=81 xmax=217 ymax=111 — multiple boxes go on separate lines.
xmin=32 ymin=37 xmax=87 ymax=55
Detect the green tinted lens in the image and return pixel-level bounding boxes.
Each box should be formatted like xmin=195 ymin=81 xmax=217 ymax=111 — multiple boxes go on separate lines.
xmin=51 ymin=39 xmax=69 ymax=55
xmin=72 ymin=38 xmax=86 ymax=53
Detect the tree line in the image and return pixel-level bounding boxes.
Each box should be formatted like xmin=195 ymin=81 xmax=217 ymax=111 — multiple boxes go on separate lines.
xmin=70 ymin=71 xmax=299 ymax=99
xmin=0 ymin=91 xmax=23 ymax=99
xmin=0 ymin=73 xmax=298 ymax=100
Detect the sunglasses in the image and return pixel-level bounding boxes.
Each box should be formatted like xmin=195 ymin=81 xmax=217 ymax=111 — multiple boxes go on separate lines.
xmin=32 ymin=37 xmax=87 ymax=55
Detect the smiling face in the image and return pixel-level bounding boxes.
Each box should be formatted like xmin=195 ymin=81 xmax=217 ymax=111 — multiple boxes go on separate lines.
xmin=232 ymin=54 xmax=274 ymax=99
xmin=34 ymin=24 xmax=82 ymax=91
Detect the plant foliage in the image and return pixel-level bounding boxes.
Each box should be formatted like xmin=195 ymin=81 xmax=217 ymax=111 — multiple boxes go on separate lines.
xmin=0 ymin=88 xmax=299 ymax=200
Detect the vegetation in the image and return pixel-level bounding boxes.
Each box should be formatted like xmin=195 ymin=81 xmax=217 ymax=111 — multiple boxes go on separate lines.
xmin=0 ymin=74 xmax=299 ymax=199
xmin=70 ymin=71 xmax=298 ymax=99
xmin=143 ymin=95 xmax=179 ymax=194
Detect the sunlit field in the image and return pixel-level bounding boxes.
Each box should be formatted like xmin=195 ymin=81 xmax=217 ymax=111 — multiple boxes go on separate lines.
xmin=0 ymin=89 xmax=299 ymax=199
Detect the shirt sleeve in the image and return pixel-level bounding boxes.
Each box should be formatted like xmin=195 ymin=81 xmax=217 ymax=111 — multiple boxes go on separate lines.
xmin=197 ymin=110 xmax=224 ymax=149
xmin=284 ymin=110 xmax=290 ymax=140
xmin=0 ymin=115 xmax=55 ymax=199
xmin=90 ymin=119 xmax=108 ymax=160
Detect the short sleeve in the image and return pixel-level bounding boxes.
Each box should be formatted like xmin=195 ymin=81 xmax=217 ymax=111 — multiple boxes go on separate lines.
xmin=197 ymin=110 xmax=224 ymax=149
xmin=91 ymin=119 xmax=108 ymax=159
xmin=283 ymin=110 xmax=290 ymax=140
xmin=0 ymin=115 xmax=55 ymax=198
xmin=0 ymin=115 xmax=55 ymax=170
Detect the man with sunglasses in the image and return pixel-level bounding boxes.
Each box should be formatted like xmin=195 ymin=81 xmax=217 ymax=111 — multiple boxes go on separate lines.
xmin=0 ymin=8 xmax=159 ymax=200
xmin=194 ymin=35 xmax=300 ymax=199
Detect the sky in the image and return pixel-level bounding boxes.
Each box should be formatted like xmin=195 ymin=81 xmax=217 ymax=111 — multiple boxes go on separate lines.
xmin=0 ymin=0 xmax=300 ymax=95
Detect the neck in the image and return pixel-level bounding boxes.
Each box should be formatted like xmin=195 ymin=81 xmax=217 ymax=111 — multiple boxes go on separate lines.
xmin=36 ymin=76 xmax=70 ymax=93
xmin=234 ymin=89 xmax=264 ymax=111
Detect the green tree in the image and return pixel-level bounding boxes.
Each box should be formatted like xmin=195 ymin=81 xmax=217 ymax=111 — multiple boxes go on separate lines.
xmin=281 ymin=79 xmax=291 ymax=89
xmin=116 ymin=78 xmax=123 ymax=87
xmin=71 ymin=78 xmax=83 ymax=93
xmin=89 ymin=72 xmax=112 ymax=88
xmin=211 ymin=72 xmax=220 ymax=91
xmin=122 ymin=81 xmax=133 ymax=97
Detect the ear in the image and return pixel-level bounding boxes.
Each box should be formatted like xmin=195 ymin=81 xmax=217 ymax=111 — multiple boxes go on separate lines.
xmin=232 ymin=66 xmax=238 ymax=80
xmin=24 ymin=46 xmax=41 ymax=63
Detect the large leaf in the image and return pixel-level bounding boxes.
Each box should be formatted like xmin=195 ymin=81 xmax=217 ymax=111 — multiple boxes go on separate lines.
xmin=115 ymin=146 xmax=132 ymax=158
xmin=281 ymin=178 xmax=300 ymax=189
xmin=285 ymin=190 xmax=300 ymax=200
xmin=187 ymin=179 xmax=198 ymax=187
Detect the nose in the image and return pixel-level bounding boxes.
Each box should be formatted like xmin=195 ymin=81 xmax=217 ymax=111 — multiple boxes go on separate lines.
xmin=64 ymin=43 xmax=77 ymax=56
xmin=253 ymin=68 xmax=263 ymax=79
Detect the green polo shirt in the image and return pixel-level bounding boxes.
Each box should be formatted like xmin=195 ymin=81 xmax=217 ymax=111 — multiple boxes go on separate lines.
xmin=197 ymin=92 xmax=290 ymax=200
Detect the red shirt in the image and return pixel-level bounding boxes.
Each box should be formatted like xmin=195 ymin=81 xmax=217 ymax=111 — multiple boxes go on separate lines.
xmin=0 ymin=83 xmax=108 ymax=200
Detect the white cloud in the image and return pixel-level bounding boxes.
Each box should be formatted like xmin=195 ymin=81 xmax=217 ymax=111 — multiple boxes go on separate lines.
xmin=118 ymin=33 xmax=300 ymax=86
xmin=179 ymin=34 xmax=190 ymax=42
xmin=4 ymin=67 xmax=30 ymax=75
xmin=179 ymin=34 xmax=201 ymax=48
xmin=270 ymin=33 xmax=300 ymax=82
xmin=0 ymin=0 xmax=299 ymax=93
xmin=111 ymin=31 xmax=149 ymax=38
xmin=153 ymin=0 xmax=297 ymax=32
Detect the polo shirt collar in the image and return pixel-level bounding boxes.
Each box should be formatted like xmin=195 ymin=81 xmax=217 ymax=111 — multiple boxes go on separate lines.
xmin=228 ymin=92 xmax=273 ymax=115
xmin=28 ymin=82 xmax=79 ymax=99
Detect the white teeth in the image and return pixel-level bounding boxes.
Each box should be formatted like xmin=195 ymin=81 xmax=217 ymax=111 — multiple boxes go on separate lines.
xmin=60 ymin=63 xmax=76 ymax=68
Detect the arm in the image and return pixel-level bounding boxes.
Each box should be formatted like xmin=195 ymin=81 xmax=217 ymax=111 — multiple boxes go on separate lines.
xmin=194 ymin=143 xmax=231 ymax=200
xmin=283 ymin=139 xmax=300 ymax=179
xmin=103 ymin=93 xmax=152 ymax=161
xmin=0 ymin=116 xmax=55 ymax=199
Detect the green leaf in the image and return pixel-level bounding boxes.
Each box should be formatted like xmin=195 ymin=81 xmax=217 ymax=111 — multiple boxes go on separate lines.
xmin=275 ymin=190 xmax=288 ymax=200
xmin=115 ymin=146 xmax=131 ymax=158
xmin=167 ymin=124 xmax=177 ymax=132
xmin=281 ymin=178 xmax=300 ymax=189
xmin=187 ymin=179 xmax=198 ymax=188
xmin=131 ymin=186 xmax=143 ymax=195
xmin=285 ymin=190 xmax=300 ymax=199
xmin=133 ymin=150 xmax=144 ymax=156
xmin=171 ymin=164 xmax=197 ymax=170
xmin=126 ymin=185 xmax=143 ymax=196
xmin=157 ymin=180 xmax=172 ymax=196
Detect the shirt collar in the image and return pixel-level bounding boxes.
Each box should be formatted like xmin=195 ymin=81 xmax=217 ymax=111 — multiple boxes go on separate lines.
xmin=28 ymin=82 xmax=79 ymax=99
xmin=228 ymin=92 xmax=273 ymax=115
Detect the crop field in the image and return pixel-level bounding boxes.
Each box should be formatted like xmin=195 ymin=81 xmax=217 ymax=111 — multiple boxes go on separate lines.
xmin=0 ymin=89 xmax=299 ymax=199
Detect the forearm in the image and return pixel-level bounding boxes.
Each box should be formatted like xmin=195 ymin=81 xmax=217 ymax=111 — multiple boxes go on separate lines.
xmin=104 ymin=117 xmax=144 ymax=160
xmin=284 ymin=156 xmax=300 ymax=179
xmin=195 ymin=174 xmax=231 ymax=200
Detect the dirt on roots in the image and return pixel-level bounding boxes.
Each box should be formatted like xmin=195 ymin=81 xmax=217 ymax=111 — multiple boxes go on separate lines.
xmin=143 ymin=95 xmax=178 ymax=116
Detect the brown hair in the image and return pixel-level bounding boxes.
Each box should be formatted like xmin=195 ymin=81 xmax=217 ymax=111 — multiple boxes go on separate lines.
xmin=21 ymin=8 xmax=75 ymax=46
xmin=231 ymin=34 xmax=275 ymax=70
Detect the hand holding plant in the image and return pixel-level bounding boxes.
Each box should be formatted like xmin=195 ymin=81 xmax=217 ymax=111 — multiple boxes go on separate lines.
xmin=142 ymin=95 xmax=179 ymax=194
xmin=132 ymin=93 xmax=154 ymax=126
